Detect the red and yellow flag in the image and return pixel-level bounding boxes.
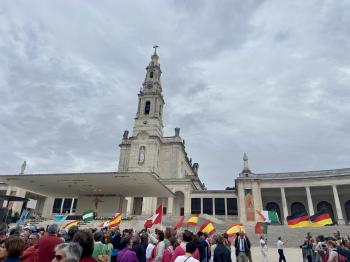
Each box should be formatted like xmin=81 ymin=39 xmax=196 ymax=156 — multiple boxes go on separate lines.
xmin=198 ymin=220 xmax=215 ymax=235
xmin=109 ymin=213 xmax=122 ymax=228
xmin=63 ymin=220 xmax=79 ymax=230
xmin=187 ymin=215 xmax=199 ymax=226
xmin=225 ymin=224 xmax=245 ymax=237
xmin=174 ymin=216 xmax=185 ymax=230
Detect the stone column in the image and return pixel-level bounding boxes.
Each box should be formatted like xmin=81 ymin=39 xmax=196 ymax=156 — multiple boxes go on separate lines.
xmin=184 ymin=191 xmax=191 ymax=216
xmin=305 ymin=187 xmax=314 ymax=215
xmin=212 ymin=198 xmax=215 ymax=217
xmin=252 ymin=181 xmax=262 ymax=211
xmin=69 ymin=198 xmax=74 ymax=214
xmin=280 ymin=187 xmax=288 ymax=224
xmin=167 ymin=197 xmax=174 ymax=216
xmin=238 ymin=182 xmax=246 ymax=223
xmin=41 ymin=197 xmax=54 ymax=218
xmin=126 ymin=197 xmax=134 ymax=215
xmin=332 ymin=185 xmax=345 ymax=224
xmin=224 ymin=198 xmax=228 ymax=219
xmin=200 ymin=198 xmax=203 ymax=215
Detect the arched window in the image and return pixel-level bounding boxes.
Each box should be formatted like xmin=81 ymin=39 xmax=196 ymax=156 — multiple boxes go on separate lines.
xmin=150 ymin=71 xmax=153 ymax=78
xmin=266 ymin=202 xmax=282 ymax=223
xmin=317 ymin=201 xmax=335 ymax=223
xmin=291 ymin=202 xmax=306 ymax=215
xmin=144 ymin=101 xmax=151 ymax=115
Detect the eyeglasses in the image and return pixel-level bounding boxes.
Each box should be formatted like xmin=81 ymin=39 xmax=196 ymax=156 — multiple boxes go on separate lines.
xmin=54 ymin=255 xmax=63 ymax=261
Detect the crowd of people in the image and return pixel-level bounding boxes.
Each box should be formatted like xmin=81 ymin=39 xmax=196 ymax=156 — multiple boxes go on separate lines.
xmin=300 ymin=231 xmax=350 ymax=262
xmin=0 ymin=222 xmax=349 ymax=262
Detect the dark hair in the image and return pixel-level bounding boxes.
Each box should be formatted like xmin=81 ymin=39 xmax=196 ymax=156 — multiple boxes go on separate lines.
xmin=93 ymin=231 xmax=104 ymax=242
xmin=165 ymin=227 xmax=173 ymax=239
xmin=169 ymin=237 xmax=178 ymax=249
xmin=73 ymin=231 xmax=94 ymax=258
xmin=157 ymin=231 xmax=165 ymax=241
xmin=68 ymin=226 xmax=79 ymax=240
xmin=120 ymin=237 xmax=131 ymax=249
xmin=4 ymin=236 xmax=25 ymax=257
xmin=222 ymin=233 xmax=228 ymax=239
xmin=197 ymin=232 xmax=204 ymax=238
xmin=182 ymin=230 xmax=193 ymax=243
xmin=185 ymin=241 xmax=197 ymax=254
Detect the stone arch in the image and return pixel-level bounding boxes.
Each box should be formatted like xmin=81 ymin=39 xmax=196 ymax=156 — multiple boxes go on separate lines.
xmin=266 ymin=202 xmax=282 ymax=223
xmin=291 ymin=202 xmax=306 ymax=215
xmin=317 ymin=201 xmax=335 ymax=223
xmin=144 ymin=101 xmax=151 ymax=115
xmin=174 ymin=191 xmax=185 ymax=216
xmin=345 ymin=200 xmax=350 ymax=223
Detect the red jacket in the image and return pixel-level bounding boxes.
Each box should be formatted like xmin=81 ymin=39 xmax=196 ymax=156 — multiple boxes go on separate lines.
xmin=36 ymin=234 xmax=63 ymax=262
xmin=21 ymin=245 xmax=38 ymax=262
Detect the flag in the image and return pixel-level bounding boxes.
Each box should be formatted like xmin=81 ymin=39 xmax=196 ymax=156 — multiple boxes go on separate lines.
xmin=18 ymin=209 xmax=30 ymax=225
xmin=144 ymin=204 xmax=163 ymax=228
xmin=310 ymin=210 xmax=333 ymax=227
xmin=198 ymin=220 xmax=215 ymax=235
xmin=225 ymin=224 xmax=245 ymax=237
xmin=99 ymin=221 xmax=109 ymax=228
xmin=255 ymin=222 xmax=268 ymax=234
xmin=287 ymin=211 xmax=311 ymax=228
xmin=82 ymin=210 xmax=94 ymax=222
xmin=109 ymin=213 xmax=122 ymax=228
xmin=174 ymin=216 xmax=185 ymax=230
xmin=187 ymin=215 xmax=199 ymax=226
xmin=256 ymin=210 xmax=281 ymax=224
xmin=53 ymin=215 xmax=68 ymax=222
xmin=63 ymin=220 xmax=79 ymax=230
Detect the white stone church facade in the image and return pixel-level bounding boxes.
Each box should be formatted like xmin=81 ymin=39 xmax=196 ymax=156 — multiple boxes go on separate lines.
xmin=1 ymin=50 xmax=350 ymax=225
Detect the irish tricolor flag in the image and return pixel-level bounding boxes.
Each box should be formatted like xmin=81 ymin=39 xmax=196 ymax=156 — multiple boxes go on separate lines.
xmin=82 ymin=210 xmax=94 ymax=222
xmin=256 ymin=210 xmax=281 ymax=224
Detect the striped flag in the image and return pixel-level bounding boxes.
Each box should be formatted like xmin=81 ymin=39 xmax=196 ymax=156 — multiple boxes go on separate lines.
xmin=225 ymin=224 xmax=245 ymax=237
xmin=256 ymin=210 xmax=281 ymax=224
xmin=109 ymin=213 xmax=122 ymax=228
xmin=310 ymin=210 xmax=333 ymax=227
xmin=187 ymin=215 xmax=199 ymax=226
xmin=63 ymin=220 xmax=79 ymax=230
xmin=174 ymin=216 xmax=185 ymax=230
xmin=82 ymin=210 xmax=93 ymax=222
xmin=287 ymin=211 xmax=311 ymax=228
xmin=198 ymin=220 xmax=215 ymax=235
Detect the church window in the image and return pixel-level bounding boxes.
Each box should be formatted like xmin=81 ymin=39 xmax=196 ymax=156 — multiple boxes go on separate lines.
xmin=144 ymin=101 xmax=151 ymax=115
xmin=191 ymin=198 xmax=201 ymax=214
xmin=215 ymin=198 xmax=225 ymax=215
xmin=52 ymin=198 xmax=62 ymax=213
xmin=227 ymin=198 xmax=238 ymax=215
xmin=203 ymin=198 xmax=213 ymax=215
xmin=62 ymin=198 xmax=72 ymax=213
xmin=150 ymin=71 xmax=153 ymax=78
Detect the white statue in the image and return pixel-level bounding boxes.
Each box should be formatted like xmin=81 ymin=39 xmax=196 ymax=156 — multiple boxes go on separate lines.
xmin=20 ymin=160 xmax=27 ymax=174
xmin=138 ymin=146 xmax=145 ymax=165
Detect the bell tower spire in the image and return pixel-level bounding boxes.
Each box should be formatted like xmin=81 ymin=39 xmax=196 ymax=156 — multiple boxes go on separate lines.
xmin=133 ymin=46 xmax=164 ymax=137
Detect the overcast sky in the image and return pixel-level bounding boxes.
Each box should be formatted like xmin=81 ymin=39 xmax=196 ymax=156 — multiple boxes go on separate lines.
xmin=1 ymin=0 xmax=350 ymax=189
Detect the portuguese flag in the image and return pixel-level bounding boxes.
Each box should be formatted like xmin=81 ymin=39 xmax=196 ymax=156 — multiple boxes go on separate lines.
xmin=287 ymin=211 xmax=311 ymax=228
xmin=310 ymin=209 xmax=333 ymax=227
xmin=255 ymin=222 xmax=268 ymax=234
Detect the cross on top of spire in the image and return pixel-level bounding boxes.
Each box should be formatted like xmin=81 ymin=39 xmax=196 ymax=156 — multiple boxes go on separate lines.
xmin=153 ymin=45 xmax=159 ymax=55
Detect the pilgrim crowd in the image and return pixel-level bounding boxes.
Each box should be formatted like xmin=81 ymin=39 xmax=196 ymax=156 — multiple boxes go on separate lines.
xmin=0 ymin=222 xmax=349 ymax=262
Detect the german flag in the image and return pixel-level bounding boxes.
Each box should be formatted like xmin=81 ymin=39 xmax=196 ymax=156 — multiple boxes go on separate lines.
xmin=198 ymin=220 xmax=215 ymax=235
xmin=287 ymin=211 xmax=311 ymax=228
xmin=310 ymin=210 xmax=333 ymax=227
xmin=187 ymin=215 xmax=199 ymax=226
xmin=225 ymin=224 xmax=245 ymax=237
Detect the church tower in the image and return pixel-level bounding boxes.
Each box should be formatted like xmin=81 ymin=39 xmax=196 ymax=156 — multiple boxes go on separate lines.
xmin=132 ymin=46 xmax=164 ymax=137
